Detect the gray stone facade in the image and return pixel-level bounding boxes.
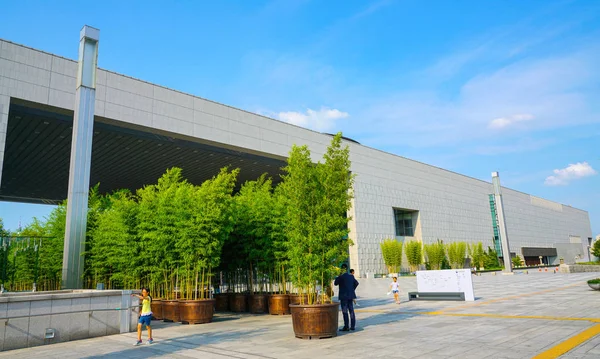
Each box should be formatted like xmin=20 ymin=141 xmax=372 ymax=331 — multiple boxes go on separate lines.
xmin=0 ymin=38 xmax=593 ymax=278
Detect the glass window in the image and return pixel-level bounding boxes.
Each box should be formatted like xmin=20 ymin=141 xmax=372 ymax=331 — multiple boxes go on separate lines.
xmin=394 ymin=209 xmax=415 ymax=237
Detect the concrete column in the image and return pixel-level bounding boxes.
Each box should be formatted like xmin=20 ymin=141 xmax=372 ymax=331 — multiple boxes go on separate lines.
xmin=0 ymin=95 xmax=9 ymax=188
xmin=120 ymin=290 xmax=134 ymax=333
xmin=492 ymin=172 xmax=512 ymax=273
xmin=62 ymin=26 xmax=99 ymax=289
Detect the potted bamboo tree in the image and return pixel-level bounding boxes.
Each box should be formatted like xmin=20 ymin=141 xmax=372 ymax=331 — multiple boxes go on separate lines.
xmin=268 ymin=185 xmax=292 ymax=315
xmin=177 ymin=167 xmax=238 ymax=324
xmin=224 ymin=203 xmax=250 ymax=313
xmin=237 ymin=175 xmax=276 ymax=314
xmin=283 ymin=133 xmax=355 ymax=339
xmin=137 ymin=168 xmax=187 ymax=322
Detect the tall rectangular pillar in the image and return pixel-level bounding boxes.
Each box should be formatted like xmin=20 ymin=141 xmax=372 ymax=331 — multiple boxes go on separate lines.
xmin=0 ymin=95 xmax=9 ymax=188
xmin=62 ymin=26 xmax=99 ymax=289
xmin=492 ymin=172 xmax=512 ymax=273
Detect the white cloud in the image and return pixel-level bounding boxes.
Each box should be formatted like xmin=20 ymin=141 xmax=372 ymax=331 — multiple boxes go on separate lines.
xmin=489 ymin=114 xmax=535 ymax=129
xmin=278 ymin=107 xmax=349 ymax=132
xmin=544 ymin=162 xmax=597 ymax=186
xmin=352 ymin=44 xmax=599 ymax=150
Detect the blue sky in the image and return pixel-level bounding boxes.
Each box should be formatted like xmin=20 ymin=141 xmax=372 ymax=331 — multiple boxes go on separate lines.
xmin=0 ymin=0 xmax=598 ymax=235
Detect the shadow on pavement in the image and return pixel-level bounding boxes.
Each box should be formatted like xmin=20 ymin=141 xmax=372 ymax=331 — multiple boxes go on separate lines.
xmin=357 ymin=307 xmax=437 ymax=328
xmin=80 ymin=327 xmax=270 ymax=359
xmin=355 ymin=298 xmax=392 ymax=308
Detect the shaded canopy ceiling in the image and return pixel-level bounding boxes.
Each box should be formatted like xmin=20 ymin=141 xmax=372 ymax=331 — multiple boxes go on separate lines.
xmin=1 ymin=101 xmax=287 ymax=204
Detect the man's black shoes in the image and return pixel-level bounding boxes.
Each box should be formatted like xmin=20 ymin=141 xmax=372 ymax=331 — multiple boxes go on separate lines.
xmin=340 ymin=327 xmax=350 ymax=332
xmin=350 ymin=328 xmax=355 ymax=331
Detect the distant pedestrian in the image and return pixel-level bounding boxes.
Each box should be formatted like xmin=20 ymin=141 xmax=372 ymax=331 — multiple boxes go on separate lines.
xmin=334 ymin=264 xmax=359 ymax=331
xmin=390 ymin=277 xmax=400 ymax=304
xmin=131 ymin=288 xmax=154 ymax=346
xmin=349 ymin=269 xmax=359 ymax=307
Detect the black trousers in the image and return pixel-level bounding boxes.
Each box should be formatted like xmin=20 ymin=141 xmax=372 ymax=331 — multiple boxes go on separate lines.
xmin=340 ymin=299 xmax=356 ymax=329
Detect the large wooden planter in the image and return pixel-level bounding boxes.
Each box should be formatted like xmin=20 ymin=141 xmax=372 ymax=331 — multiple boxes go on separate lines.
xmin=289 ymin=294 xmax=308 ymax=305
xmin=214 ymin=293 xmax=229 ymax=312
xmin=151 ymin=299 xmax=163 ymax=320
xmin=162 ymin=300 xmax=181 ymax=322
xmin=179 ymin=299 xmax=215 ymax=324
xmin=229 ymin=293 xmax=248 ymax=312
xmin=290 ymin=302 xmax=339 ymax=339
xmin=268 ymin=294 xmax=290 ymax=315
xmin=249 ymin=294 xmax=269 ymax=314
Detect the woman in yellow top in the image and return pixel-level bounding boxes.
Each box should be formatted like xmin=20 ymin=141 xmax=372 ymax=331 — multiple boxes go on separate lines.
xmin=131 ymin=288 xmax=153 ymax=346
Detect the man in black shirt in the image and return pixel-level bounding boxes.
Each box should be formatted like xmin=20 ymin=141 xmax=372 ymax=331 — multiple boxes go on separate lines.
xmin=334 ymin=264 xmax=359 ymax=331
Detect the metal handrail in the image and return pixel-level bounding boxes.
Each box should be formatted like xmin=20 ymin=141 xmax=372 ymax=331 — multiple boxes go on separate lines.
xmin=1 ymin=305 xmax=139 ymax=322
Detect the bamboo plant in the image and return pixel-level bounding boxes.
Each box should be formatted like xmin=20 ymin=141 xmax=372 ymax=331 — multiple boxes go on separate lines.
xmin=282 ymin=133 xmax=355 ymax=305
xmin=380 ymin=239 xmax=403 ymax=274
xmin=424 ymin=241 xmax=446 ymax=270
xmin=176 ymin=167 xmax=238 ymax=300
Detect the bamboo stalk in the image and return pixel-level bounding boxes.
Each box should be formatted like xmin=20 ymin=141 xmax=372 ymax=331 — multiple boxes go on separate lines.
xmin=195 ymin=263 xmax=199 ymax=301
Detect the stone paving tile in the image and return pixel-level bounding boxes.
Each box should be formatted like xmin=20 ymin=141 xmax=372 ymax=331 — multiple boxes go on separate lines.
xmin=2 ymin=272 xmax=600 ymax=358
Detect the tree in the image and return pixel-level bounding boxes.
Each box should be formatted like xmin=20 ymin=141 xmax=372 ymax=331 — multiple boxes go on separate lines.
xmin=89 ymin=190 xmax=139 ymax=289
xmin=447 ymin=242 xmax=467 ymax=269
xmin=512 ymin=256 xmax=523 ymax=268
xmin=468 ymin=242 xmax=485 ymax=270
xmin=283 ymin=133 xmax=354 ymax=304
xmin=0 ymin=218 xmax=8 ymax=236
xmin=592 ymin=240 xmax=600 ymax=260
xmin=177 ymin=167 xmax=238 ymax=300
xmin=380 ymin=239 xmax=402 ymax=273
xmin=137 ymin=168 xmax=189 ymax=299
xmin=405 ymin=240 xmax=423 ymax=272
xmin=234 ymin=174 xmax=276 ymax=294
xmin=270 ymin=184 xmax=290 ymax=294
xmin=40 ymin=203 xmax=66 ymax=290
xmin=83 ymin=184 xmax=111 ymax=287
xmin=483 ymin=246 xmax=500 ymax=269
xmin=424 ymin=241 xmax=446 ymax=270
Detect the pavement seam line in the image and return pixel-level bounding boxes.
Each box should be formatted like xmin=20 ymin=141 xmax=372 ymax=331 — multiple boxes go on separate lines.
xmin=530 ymin=323 xmax=600 ymax=359
xmin=431 ymin=282 xmax=582 ymax=313
xmin=354 ymin=309 xmax=600 ymax=322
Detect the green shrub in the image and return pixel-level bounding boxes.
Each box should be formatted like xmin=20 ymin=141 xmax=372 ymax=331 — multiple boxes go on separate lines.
xmin=447 ymin=242 xmax=467 ymax=269
xmin=468 ymin=242 xmax=485 ymax=270
xmin=423 ymin=241 xmax=445 ymax=270
xmin=483 ymin=246 xmax=500 ymax=269
xmin=511 ymin=256 xmax=523 ymax=268
xmin=587 ymin=278 xmax=600 ymax=284
xmin=380 ymin=239 xmax=403 ymax=273
xmin=405 ymin=240 xmax=423 ymax=272
xmin=592 ymin=240 xmax=600 ymax=259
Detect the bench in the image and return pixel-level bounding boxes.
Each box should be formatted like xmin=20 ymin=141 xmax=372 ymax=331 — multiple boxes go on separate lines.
xmin=408 ymin=292 xmax=465 ymax=301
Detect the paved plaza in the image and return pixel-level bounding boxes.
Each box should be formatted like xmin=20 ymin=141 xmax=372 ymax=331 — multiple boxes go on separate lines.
xmin=2 ymin=271 xmax=600 ymax=359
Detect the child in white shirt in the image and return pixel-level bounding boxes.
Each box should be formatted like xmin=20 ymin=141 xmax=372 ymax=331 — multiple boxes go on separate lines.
xmin=390 ymin=277 xmax=400 ymax=304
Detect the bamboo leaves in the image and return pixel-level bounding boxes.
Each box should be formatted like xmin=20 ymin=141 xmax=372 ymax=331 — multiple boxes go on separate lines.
xmin=447 ymin=242 xmax=468 ymax=269
xmin=282 ymin=133 xmax=354 ymax=304
xmin=423 ymin=241 xmax=445 ymax=270
xmin=380 ymin=239 xmax=403 ymax=273
xmin=405 ymin=240 xmax=423 ymax=272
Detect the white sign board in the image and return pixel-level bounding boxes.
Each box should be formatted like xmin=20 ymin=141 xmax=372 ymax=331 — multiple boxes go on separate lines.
xmin=416 ymin=269 xmax=475 ymax=301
